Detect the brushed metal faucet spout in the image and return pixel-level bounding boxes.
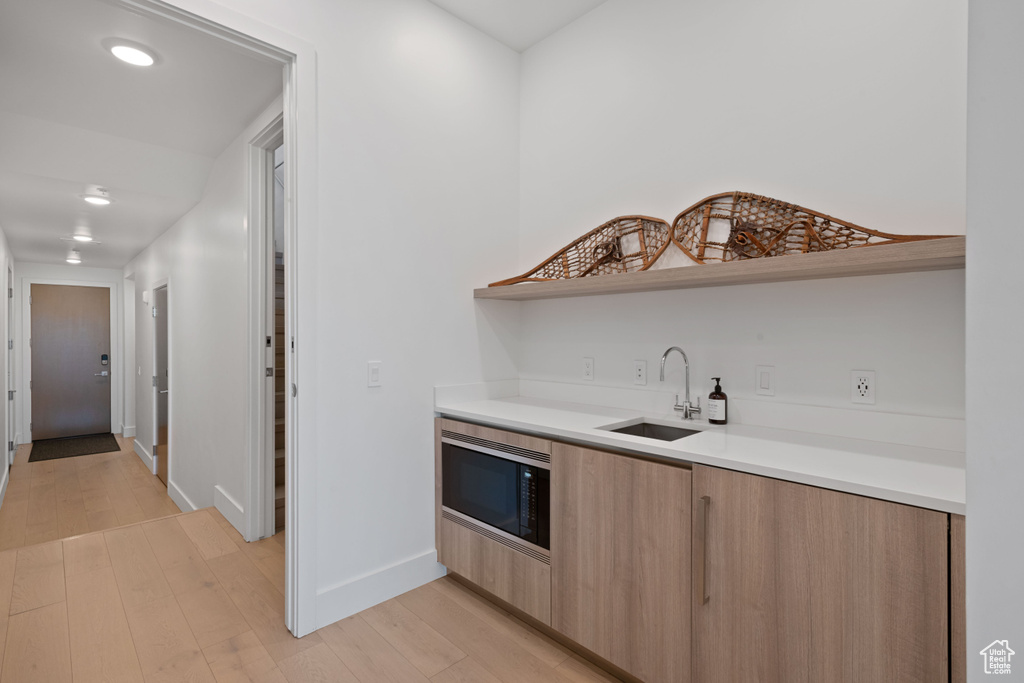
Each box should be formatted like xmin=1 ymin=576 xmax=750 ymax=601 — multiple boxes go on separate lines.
xmin=660 ymin=346 xmax=701 ymax=420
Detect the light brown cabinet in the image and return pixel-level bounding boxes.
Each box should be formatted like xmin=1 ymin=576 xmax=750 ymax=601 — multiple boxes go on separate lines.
xmin=691 ymin=464 xmax=949 ymax=683
xmin=434 ymin=418 xmax=553 ymax=624
xmin=436 ymin=419 xmax=963 ymax=683
xmin=550 ymin=443 xmax=691 ymax=683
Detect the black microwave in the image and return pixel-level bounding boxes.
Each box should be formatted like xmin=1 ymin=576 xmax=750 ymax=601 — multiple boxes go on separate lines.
xmin=441 ymin=432 xmax=550 ymax=550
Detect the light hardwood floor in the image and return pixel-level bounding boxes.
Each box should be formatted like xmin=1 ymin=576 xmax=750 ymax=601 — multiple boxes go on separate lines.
xmin=0 ymin=504 xmax=621 ymax=682
xmin=0 ymin=435 xmax=181 ymax=551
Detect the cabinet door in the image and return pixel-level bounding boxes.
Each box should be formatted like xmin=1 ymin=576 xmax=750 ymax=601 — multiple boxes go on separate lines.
xmin=551 ymin=443 xmax=691 ymax=683
xmin=692 ymin=465 xmax=948 ymax=683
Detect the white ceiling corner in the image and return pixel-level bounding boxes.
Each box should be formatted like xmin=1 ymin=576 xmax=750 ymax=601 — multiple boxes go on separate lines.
xmin=425 ymin=0 xmax=609 ymax=52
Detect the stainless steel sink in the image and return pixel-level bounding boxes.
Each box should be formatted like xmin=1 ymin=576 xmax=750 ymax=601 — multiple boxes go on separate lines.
xmin=603 ymin=421 xmax=700 ymax=441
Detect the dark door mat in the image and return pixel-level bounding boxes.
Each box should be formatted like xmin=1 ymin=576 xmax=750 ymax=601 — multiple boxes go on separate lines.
xmin=28 ymin=433 xmax=121 ymax=462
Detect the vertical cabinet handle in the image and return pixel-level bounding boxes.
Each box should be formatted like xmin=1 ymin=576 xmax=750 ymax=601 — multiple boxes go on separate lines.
xmin=696 ymin=495 xmax=711 ymax=604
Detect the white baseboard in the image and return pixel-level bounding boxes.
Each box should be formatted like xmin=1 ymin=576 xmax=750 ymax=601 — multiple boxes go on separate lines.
xmin=134 ymin=441 xmax=155 ymax=473
xmin=121 ymin=424 xmax=136 ymax=438
xmin=214 ymin=485 xmax=245 ymax=536
xmin=315 ymin=551 xmax=446 ymax=630
xmin=0 ymin=466 xmax=8 ymax=511
xmin=168 ymin=480 xmax=197 ymax=513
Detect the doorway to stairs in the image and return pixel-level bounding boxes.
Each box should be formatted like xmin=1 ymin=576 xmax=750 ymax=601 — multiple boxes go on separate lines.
xmin=271 ymin=143 xmax=286 ymax=535
xmin=250 ymin=119 xmax=288 ymax=542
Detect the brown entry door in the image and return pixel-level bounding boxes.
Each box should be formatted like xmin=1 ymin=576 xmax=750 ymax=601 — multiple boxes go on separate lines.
xmin=30 ymin=284 xmax=111 ymax=440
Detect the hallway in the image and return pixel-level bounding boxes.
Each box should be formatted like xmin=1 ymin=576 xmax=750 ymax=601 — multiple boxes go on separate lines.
xmin=0 ymin=436 xmax=180 ymax=551
xmin=0 ymin=504 xmax=618 ymax=683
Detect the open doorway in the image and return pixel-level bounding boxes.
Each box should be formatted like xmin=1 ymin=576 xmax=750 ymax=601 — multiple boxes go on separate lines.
xmin=0 ymin=0 xmax=312 ymax=637
xmin=249 ymin=117 xmax=287 ymax=541
xmin=271 ymin=143 xmax=286 ymax=535
xmin=6 ymin=266 xmax=11 ymax=469
xmin=153 ymin=284 xmax=169 ymax=485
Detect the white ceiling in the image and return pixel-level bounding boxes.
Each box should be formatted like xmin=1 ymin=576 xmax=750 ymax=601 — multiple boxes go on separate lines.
xmin=426 ymin=0 xmax=608 ymax=52
xmin=0 ymin=0 xmax=283 ymax=268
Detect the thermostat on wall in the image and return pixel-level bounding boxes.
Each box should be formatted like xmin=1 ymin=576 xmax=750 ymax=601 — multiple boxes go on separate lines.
xmin=142 ymin=290 xmax=149 ymax=303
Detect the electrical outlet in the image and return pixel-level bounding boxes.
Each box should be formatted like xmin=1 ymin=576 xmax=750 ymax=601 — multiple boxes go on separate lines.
xmin=583 ymin=357 xmax=594 ymax=381
xmin=367 ymin=361 xmax=382 ymax=387
xmin=755 ymin=365 xmax=775 ymax=396
xmin=633 ymin=360 xmax=647 ymax=385
xmin=851 ymin=370 xmax=875 ymax=404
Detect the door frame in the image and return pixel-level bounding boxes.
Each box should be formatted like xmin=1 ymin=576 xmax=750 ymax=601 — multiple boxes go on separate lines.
xmin=112 ymin=0 xmax=317 ymax=636
xmin=21 ymin=279 xmax=120 ymax=444
xmin=151 ymin=280 xmax=170 ymax=484
xmin=248 ymin=116 xmax=284 ymax=542
xmin=6 ymin=265 xmax=12 ymax=468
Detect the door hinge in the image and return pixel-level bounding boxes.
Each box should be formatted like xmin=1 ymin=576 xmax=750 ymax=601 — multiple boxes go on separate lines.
xmin=29 ymin=422 xmax=32 ymax=431
xmin=7 ymin=441 xmax=11 ymax=452
xmin=28 ymin=380 xmax=31 ymax=390
xmin=7 ymin=339 xmax=11 ymax=350
xmin=28 ymin=295 xmax=31 ymax=305
xmin=7 ymin=390 xmax=13 ymax=400
xmin=265 ymin=368 xmax=273 ymax=377
xmin=152 ymin=376 xmax=158 ymax=387
xmin=291 ymin=336 xmax=294 ymax=351
xmin=7 ymin=288 xmax=10 ymax=299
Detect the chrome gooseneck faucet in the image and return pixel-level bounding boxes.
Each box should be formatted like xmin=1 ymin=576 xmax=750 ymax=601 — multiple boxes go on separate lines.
xmin=660 ymin=346 xmax=701 ymax=420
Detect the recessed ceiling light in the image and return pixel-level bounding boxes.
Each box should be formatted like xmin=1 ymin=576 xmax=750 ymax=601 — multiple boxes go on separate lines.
xmin=72 ymin=235 xmax=93 ymax=242
xmin=67 ymin=251 xmax=82 ymax=264
xmin=110 ymin=44 xmax=155 ymax=67
xmin=82 ymin=195 xmax=111 ymax=206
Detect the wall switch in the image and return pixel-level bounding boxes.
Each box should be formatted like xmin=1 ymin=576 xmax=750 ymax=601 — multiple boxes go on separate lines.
xmin=583 ymin=357 xmax=594 ymax=381
xmin=633 ymin=360 xmax=647 ymax=385
xmin=367 ymin=361 xmax=382 ymax=387
xmin=851 ymin=370 xmax=875 ymax=404
xmin=755 ymin=365 xmax=775 ymax=396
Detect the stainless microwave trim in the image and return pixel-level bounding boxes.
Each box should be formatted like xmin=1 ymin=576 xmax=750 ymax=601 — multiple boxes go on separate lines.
xmin=441 ymin=506 xmax=551 ymax=564
xmin=440 ymin=434 xmax=550 ymax=470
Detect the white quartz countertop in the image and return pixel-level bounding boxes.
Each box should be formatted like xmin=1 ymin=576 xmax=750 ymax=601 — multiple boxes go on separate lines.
xmin=435 ymin=396 xmax=966 ymax=515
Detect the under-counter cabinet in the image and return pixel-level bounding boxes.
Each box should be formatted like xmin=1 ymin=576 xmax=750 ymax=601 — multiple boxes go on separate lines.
xmin=692 ymin=464 xmax=949 ymax=683
xmin=435 ymin=418 xmax=963 ymax=683
xmin=434 ymin=419 xmax=553 ymax=625
xmin=551 ymin=443 xmax=691 ymax=683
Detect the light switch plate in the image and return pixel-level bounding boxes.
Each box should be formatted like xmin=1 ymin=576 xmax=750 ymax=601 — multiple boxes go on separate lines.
xmin=367 ymin=361 xmax=382 ymax=387
xmin=755 ymin=365 xmax=775 ymax=396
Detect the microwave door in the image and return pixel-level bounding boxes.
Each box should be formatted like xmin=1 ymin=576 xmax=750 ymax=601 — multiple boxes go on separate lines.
xmin=442 ymin=444 xmax=520 ymax=535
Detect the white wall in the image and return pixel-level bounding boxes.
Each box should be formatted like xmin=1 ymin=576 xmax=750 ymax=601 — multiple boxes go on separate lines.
xmin=163 ymin=0 xmax=521 ymax=629
xmin=519 ymin=270 xmax=965 ymax=422
xmin=125 ymin=99 xmax=282 ymax=515
xmin=513 ymin=0 xmax=967 ymax=432
xmin=520 ymin=0 xmax=967 ymax=257
xmin=12 ymin=262 xmax=125 ymax=445
xmin=966 ymin=0 xmax=1023 ymax=676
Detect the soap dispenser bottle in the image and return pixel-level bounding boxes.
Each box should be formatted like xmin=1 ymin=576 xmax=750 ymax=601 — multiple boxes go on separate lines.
xmin=708 ymin=377 xmax=728 ymax=425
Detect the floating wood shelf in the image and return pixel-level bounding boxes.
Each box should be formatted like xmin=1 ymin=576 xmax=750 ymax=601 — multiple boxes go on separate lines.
xmin=474 ymin=236 xmax=965 ymax=301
